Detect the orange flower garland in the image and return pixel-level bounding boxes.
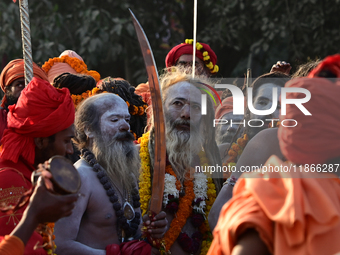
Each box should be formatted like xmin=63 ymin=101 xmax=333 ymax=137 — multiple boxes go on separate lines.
xmin=221 ymin=134 xmax=249 ymax=179
xmin=42 ymin=55 xmax=100 ymax=82
xmin=163 ymin=170 xmax=195 ymax=251
xmin=70 ymin=87 xmax=106 ymax=108
xmin=36 ymin=222 xmax=56 ymax=255
xmin=70 ymin=88 xmax=147 ymax=116
xmin=127 ymin=104 xmax=147 ymax=116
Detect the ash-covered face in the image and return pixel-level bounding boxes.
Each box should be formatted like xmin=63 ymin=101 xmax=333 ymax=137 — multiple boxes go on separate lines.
xmin=164 ymin=81 xmax=202 ymax=132
xmin=99 ymin=98 xmax=131 ymax=141
xmin=163 ymin=82 xmax=204 ymax=179
xmin=215 ymin=112 xmax=244 ymax=145
xmin=176 ymin=54 xmax=210 ymax=77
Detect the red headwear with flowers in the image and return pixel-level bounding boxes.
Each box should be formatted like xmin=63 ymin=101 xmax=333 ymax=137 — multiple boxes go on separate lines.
xmin=165 ymin=39 xmax=218 ymax=74
xmin=0 ymin=77 xmax=75 ymax=165
xmin=278 ymin=77 xmax=340 ymax=165
xmin=308 ymin=54 xmax=340 ymax=78
xmin=0 ymin=59 xmax=48 ymax=107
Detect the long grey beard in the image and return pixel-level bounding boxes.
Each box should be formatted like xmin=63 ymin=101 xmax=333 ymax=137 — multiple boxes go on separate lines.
xmin=91 ymin=133 xmax=140 ymax=193
xmin=165 ymin=119 xmax=204 ymax=182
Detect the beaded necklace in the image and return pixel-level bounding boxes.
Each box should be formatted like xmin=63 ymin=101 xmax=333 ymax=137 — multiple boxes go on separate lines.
xmin=81 ymin=148 xmax=141 ymax=242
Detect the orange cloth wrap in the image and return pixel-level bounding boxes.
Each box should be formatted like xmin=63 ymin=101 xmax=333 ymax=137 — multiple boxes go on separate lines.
xmin=0 ymin=59 xmax=48 ymax=107
xmin=0 ymin=235 xmax=25 ymax=255
xmin=278 ymin=77 xmax=340 ymax=165
xmin=215 ymin=97 xmax=233 ymax=120
xmin=208 ymin=155 xmax=340 ymax=255
xmin=0 ymin=77 xmax=75 ymax=165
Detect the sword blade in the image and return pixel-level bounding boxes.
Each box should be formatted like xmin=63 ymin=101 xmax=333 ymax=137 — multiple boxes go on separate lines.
xmin=129 ymin=9 xmax=166 ymax=214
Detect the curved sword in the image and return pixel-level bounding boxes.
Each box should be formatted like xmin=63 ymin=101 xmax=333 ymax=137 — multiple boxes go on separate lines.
xmin=129 ymin=9 xmax=166 ymax=214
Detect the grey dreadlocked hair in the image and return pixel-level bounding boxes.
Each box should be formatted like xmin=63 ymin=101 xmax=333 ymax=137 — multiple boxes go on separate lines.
xmin=148 ymin=67 xmax=223 ymax=193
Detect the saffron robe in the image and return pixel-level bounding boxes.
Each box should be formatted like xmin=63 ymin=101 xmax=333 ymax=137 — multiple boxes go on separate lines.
xmin=208 ymin=155 xmax=340 ymax=255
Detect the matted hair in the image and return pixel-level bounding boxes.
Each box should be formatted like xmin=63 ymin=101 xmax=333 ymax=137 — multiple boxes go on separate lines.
xmin=73 ymin=93 xmax=118 ymax=150
xmin=52 ymin=72 xmax=96 ymax=95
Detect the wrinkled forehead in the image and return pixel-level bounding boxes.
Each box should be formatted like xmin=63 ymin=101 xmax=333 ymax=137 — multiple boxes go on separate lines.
xmin=255 ymin=83 xmax=282 ymax=98
xmin=93 ymin=94 xmax=129 ymax=116
xmin=165 ymin=81 xmax=202 ymax=104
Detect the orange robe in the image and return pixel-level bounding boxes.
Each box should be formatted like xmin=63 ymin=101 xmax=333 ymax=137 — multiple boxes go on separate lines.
xmin=208 ymin=155 xmax=340 ymax=255
xmin=0 ymin=235 xmax=24 ymax=255
xmin=0 ymin=157 xmax=46 ymax=255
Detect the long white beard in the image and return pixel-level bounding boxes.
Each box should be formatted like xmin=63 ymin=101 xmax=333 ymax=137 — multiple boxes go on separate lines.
xmin=165 ymin=118 xmax=204 ymax=182
xmin=91 ymin=132 xmax=140 ymax=192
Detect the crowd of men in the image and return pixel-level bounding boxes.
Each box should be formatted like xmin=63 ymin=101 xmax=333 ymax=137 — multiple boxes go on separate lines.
xmin=0 ymin=37 xmax=339 ymax=255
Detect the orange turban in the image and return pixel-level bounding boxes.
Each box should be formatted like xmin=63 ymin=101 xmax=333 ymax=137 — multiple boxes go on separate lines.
xmin=308 ymin=54 xmax=340 ymax=78
xmin=165 ymin=40 xmax=218 ymax=74
xmin=0 ymin=59 xmax=48 ymax=107
xmin=0 ymin=77 xmax=75 ymax=165
xmin=215 ymin=97 xmax=233 ymax=119
xmin=42 ymin=50 xmax=100 ymax=84
xmin=278 ymin=77 xmax=340 ymax=164
xmin=135 ymin=82 xmax=150 ymax=95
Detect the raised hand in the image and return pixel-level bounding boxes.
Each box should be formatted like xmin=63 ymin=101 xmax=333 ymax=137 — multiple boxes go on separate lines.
xmin=270 ymin=61 xmax=292 ymax=75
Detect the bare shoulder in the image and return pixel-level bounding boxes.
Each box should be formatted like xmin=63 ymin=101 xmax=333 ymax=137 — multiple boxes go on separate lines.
xmin=74 ymin=159 xmax=96 ymax=193
xmin=252 ymin=128 xmax=278 ymax=144
xmin=243 ymin=128 xmax=280 ymax=154
xmin=237 ymin=128 xmax=282 ymax=170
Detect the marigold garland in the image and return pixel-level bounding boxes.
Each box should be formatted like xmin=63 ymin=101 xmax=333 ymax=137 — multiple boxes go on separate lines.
xmin=36 ymin=222 xmax=57 ymax=255
xmin=70 ymin=88 xmax=147 ymax=117
xmin=184 ymin=39 xmax=219 ymax=74
xmin=70 ymin=87 xmax=106 ymax=108
xmin=138 ymin=132 xmax=152 ymax=215
xmin=222 ymin=123 xmax=279 ymax=179
xmin=221 ymin=134 xmax=249 ymax=180
xmin=42 ymin=55 xmax=100 ymax=82
xmin=163 ymin=171 xmax=194 ymax=251
xmin=139 ymin=133 xmax=216 ymax=254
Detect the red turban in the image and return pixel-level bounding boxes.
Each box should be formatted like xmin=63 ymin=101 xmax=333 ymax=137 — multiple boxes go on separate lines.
xmin=215 ymin=97 xmax=233 ymax=119
xmin=0 ymin=77 xmax=75 ymax=165
xmin=308 ymin=54 xmax=340 ymax=78
xmin=165 ymin=40 xmax=218 ymax=73
xmin=0 ymin=59 xmax=48 ymax=107
xmin=278 ymin=77 xmax=340 ymax=165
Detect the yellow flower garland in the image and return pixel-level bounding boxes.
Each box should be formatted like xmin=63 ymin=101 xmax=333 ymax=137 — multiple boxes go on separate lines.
xmin=139 ymin=133 xmax=216 ymax=254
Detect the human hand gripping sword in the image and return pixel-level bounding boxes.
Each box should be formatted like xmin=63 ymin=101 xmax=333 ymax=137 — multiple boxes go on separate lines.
xmin=129 ymin=10 xmax=166 ymax=216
